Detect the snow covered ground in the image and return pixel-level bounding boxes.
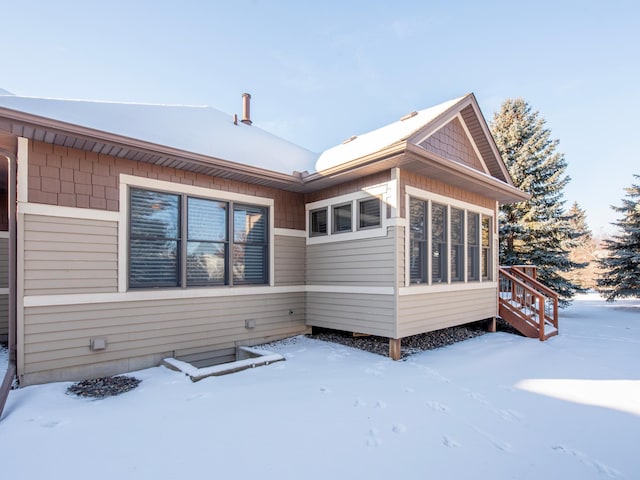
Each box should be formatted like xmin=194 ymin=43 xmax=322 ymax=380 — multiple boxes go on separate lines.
xmin=1 ymin=293 xmax=638 ymax=479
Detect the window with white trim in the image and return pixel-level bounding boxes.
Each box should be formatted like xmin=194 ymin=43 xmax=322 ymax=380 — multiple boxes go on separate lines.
xmin=307 ymin=196 xmax=382 ymax=239
xmin=409 ymin=196 xmax=492 ymax=285
xmin=129 ymin=187 xmax=268 ymax=288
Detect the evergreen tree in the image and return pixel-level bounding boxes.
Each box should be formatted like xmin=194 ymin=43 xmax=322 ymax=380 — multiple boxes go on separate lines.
xmin=597 ymin=174 xmax=640 ymax=301
xmin=564 ymin=202 xmax=596 ymax=289
xmin=490 ymin=98 xmax=585 ymax=307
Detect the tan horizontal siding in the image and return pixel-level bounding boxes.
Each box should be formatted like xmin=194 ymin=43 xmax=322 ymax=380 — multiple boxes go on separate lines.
xmin=274 ymin=234 xmax=305 ymax=285
xmin=398 ymin=286 xmax=497 ymax=337
xmin=395 ymin=226 xmax=405 ymax=288
xmin=22 ymin=292 xmax=306 ymax=384
xmin=306 ymin=292 xmax=395 ymax=337
xmin=307 ymin=229 xmax=396 ymax=286
xmin=24 ymin=214 xmax=118 ymax=295
xmin=0 ymin=237 xmax=8 ymax=288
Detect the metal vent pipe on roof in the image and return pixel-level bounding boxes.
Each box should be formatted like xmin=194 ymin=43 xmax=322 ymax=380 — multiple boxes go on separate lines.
xmin=241 ymin=93 xmax=252 ymax=125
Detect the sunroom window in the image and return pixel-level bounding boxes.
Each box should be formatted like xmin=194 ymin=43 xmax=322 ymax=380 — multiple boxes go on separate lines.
xmin=409 ymin=195 xmax=492 ymax=286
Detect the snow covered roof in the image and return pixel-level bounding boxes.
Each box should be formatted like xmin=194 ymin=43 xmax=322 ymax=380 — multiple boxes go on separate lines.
xmin=316 ymin=95 xmax=468 ymax=172
xmin=0 ymin=94 xmax=318 ymax=175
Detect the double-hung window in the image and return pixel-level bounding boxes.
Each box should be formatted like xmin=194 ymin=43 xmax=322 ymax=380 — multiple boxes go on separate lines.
xmin=129 ymin=187 xmax=268 ymax=288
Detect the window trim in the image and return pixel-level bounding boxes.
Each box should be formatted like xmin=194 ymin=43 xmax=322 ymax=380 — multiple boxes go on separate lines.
xmin=305 ymin=184 xmax=389 ymax=245
xmin=405 ymin=185 xmax=495 ymax=287
xmin=119 ymin=174 xmax=274 ymax=292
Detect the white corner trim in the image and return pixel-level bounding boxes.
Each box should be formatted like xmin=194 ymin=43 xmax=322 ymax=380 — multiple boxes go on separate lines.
xmin=17 ymin=137 xmax=28 ymax=204
xmin=18 ymin=202 xmax=120 ymax=222
xmin=274 ymin=228 xmax=306 ymax=238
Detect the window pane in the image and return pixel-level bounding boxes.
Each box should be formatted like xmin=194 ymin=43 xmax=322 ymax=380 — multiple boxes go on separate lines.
xmin=234 ymin=205 xmax=267 ymax=243
xmin=359 ymin=198 xmax=381 ymax=229
xmin=130 ymin=189 xmax=180 ymax=288
xmin=233 ymin=245 xmax=267 ymax=284
xmin=233 ymin=204 xmax=268 ymax=284
xmin=310 ymin=208 xmax=327 ymax=236
xmin=188 ymin=197 xmax=227 ymax=241
xmin=482 ymin=216 xmax=492 ymax=280
xmin=467 ymin=212 xmax=480 ymax=281
xmin=450 ymin=208 xmax=464 ymax=282
xmin=130 ymin=189 xmax=179 ymax=239
xmin=332 ymin=203 xmax=352 ymax=233
xmin=432 ymin=203 xmax=448 ymax=283
xmin=409 ymin=198 xmax=427 ymax=283
xmin=187 ymin=242 xmax=226 ymax=285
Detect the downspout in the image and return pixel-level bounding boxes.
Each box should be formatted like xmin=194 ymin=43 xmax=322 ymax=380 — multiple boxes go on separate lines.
xmin=0 ymin=148 xmax=17 ymax=420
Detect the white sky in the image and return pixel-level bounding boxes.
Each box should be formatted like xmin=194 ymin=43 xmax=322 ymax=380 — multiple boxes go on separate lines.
xmin=1 ymin=0 xmax=638 ymax=234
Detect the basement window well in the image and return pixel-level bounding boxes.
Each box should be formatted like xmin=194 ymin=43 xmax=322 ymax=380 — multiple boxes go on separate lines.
xmin=163 ymin=346 xmax=285 ymax=382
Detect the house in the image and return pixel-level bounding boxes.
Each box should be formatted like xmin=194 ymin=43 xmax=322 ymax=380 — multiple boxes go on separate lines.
xmin=0 ymin=90 xmax=530 ymax=391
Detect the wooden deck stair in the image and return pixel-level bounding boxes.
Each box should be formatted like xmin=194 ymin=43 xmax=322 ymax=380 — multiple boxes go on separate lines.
xmin=498 ymin=266 xmax=559 ymax=341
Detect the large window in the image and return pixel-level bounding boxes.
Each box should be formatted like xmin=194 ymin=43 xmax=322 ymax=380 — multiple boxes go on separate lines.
xmin=129 ymin=188 xmax=268 ymax=288
xmin=409 ymin=198 xmax=427 ymax=283
xmin=409 ymin=196 xmax=492 ymax=285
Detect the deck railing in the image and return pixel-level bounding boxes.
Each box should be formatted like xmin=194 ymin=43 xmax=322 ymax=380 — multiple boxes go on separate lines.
xmin=498 ymin=266 xmax=559 ymax=340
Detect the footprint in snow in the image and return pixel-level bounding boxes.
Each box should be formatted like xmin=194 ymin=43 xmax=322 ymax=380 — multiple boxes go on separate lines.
xmin=319 ymin=386 xmax=331 ymax=394
xmin=364 ymin=367 xmax=383 ymax=376
xmin=366 ymin=428 xmax=383 ymax=447
xmin=426 ymin=400 xmax=451 ymax=414
xmin=375 ymin=400 xmax=387 ymax=409
xmin=392 ymin=423 xmax=406 ymax=434
xmin=41 ymin=420 xmax=64 ymax=428
xmin=491 ymin=408 xmax=523 ymax=422
xmin=552 ymin=445 xmax=623 ymax=478
xmin=404 ymin=387 xmax=415 ymax=393
xmin=353 ymin=398 xmax=367 ymax=407
xmin=442 ymin=436 xmax=460 ymax=448
xmin=185 ymin=393 xmax=210 ymax=402
xmin=473 ymin=427 xmax=513 ymax=453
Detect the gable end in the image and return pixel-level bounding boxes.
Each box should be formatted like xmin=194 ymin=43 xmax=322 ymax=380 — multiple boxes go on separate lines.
xmin=419 ymin=117 xmax=486 ymax=173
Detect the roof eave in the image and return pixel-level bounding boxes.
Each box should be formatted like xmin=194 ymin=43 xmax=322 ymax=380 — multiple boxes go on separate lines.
xmin=0 ymin=106 xmax=306 ymax=192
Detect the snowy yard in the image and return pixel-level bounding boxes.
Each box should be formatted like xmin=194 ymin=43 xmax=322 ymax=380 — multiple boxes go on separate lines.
xmin=1 ymin=293 xmax=638 ymax=479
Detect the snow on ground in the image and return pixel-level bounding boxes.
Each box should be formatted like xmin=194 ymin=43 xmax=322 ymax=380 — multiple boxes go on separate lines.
xmin=0 ymin=293 xmax=638 ymax=479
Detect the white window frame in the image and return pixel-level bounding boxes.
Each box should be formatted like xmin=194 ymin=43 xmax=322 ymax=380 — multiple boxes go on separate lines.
xmin=119 ymin=174 xmax=275 ymax=292
xmin=305 ymin=182 xmax=390 ymax=245
xmin=405 ymin=185 xmax=495 ymax=288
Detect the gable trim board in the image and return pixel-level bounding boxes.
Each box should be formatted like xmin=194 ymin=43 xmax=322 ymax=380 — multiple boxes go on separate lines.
xmin=0 ymin=92 xmax=530 ymax=386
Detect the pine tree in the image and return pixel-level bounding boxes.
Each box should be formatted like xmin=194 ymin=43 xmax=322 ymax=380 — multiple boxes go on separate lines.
xmin=597 ymin=174 xmax=640 ymax=301
xmin=490 ymin=99 xmax=585 ymax=307
xmin=564 ymin=202 xmax=596 ymax=289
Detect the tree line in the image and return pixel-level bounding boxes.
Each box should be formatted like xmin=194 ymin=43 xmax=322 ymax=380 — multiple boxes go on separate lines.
xmin=490 ymin=99 xmax=639 ymax=304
